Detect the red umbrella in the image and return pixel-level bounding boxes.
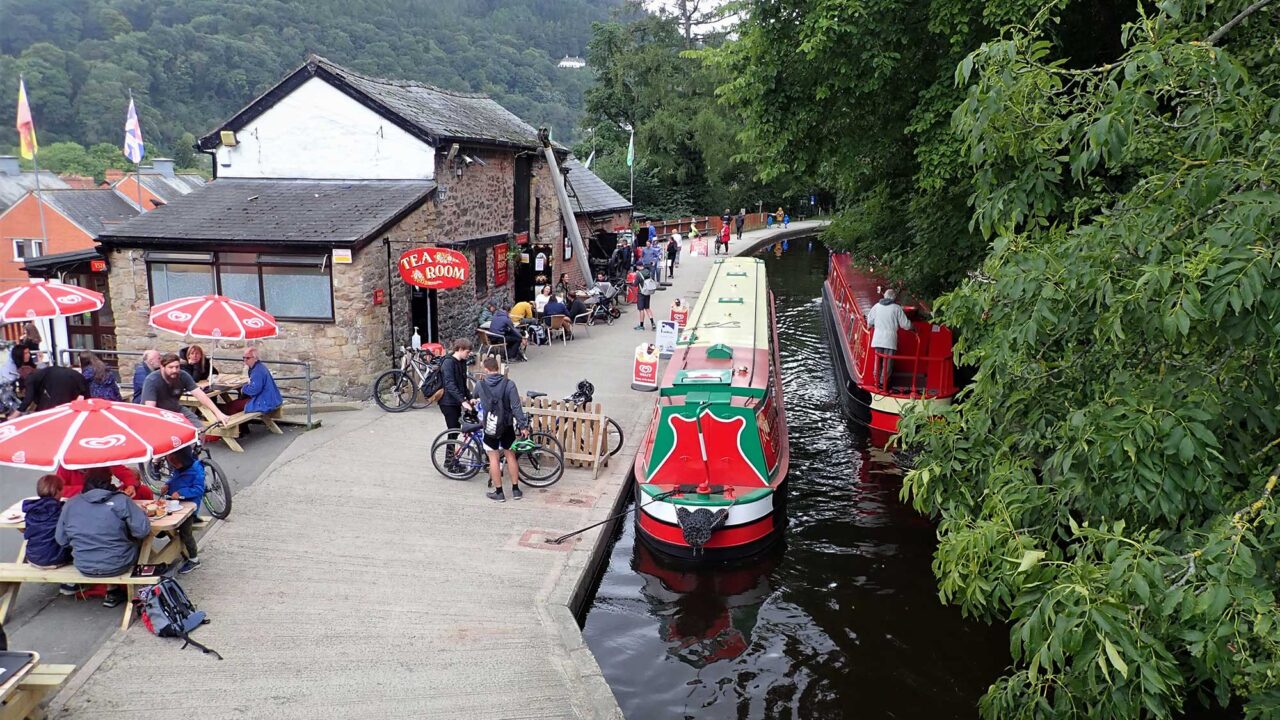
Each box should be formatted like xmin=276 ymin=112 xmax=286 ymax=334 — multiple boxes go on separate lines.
xmin=0 ymin=398 xmax=197 ymax=470
xmin=149 ymin=294 xmax=278 ymax=340
xmin=0 ymin=281 xmax=104 ymax=322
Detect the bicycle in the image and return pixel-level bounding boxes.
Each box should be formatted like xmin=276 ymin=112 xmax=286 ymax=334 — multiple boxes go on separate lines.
xmin=372 ymin=345 xmax=454 ymax=413
xmin=525 ymin=380 xmax=624 ymax=458
xmin=140 ymin=430 xmax=233 ymax=520
xmin=429 ymin=405 xmax=565 ymax=487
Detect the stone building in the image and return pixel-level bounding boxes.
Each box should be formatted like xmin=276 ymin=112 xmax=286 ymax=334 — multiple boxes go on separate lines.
xmin=96 ymin=55 xmax=579 ymax=399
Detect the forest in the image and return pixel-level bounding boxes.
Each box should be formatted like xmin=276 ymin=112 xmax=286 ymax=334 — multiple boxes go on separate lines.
xmin=0 ymin=0 xmax=619 ymax=166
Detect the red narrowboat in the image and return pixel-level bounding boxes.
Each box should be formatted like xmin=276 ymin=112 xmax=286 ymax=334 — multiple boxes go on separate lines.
xmin=821 ymin=252 xmax=958 ymax=446
xmin=634 ymin=257 xmax=789 ymax=561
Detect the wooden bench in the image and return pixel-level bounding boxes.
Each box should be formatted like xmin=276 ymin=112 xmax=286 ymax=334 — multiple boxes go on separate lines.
xmin=204 ymin=409 xmax=283 ymax=453
xmin=0 ymin=564 xmax=159 ymax=631
xmin=1 ymin=663 xmax=75 ymax=720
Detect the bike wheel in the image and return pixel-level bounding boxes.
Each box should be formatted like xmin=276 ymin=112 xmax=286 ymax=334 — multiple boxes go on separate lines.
xmin=372 ymin=369 xmax=415 ymax=412
xmin=431 ymin=435 xmax=483 ymax=480
xmin=201 ymin=457 xmax=233 ymax=519
xmin=517 ymin=432 xmax=565 ymax=488
xmin=140 ymin=460 xmax=169 ymax=496
xmin=605 ymin=417 xmax=624 ymax=457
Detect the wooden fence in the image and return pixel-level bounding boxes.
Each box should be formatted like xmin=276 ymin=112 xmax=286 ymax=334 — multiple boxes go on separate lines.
xmin=522 ymin=397 xmax=609 ymax=479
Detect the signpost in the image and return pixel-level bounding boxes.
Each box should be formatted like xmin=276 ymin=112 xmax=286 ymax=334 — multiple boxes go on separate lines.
xmin=398 ymin=247 xmax=470 ymax=290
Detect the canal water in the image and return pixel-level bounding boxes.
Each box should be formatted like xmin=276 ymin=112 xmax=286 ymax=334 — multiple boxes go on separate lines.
xmin=581 ymin=240 xmax=1009 ymax=719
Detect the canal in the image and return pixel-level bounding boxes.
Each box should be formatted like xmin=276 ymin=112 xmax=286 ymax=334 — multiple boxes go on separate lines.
xmin=581 ymin=240 xmax=1010 ymax=719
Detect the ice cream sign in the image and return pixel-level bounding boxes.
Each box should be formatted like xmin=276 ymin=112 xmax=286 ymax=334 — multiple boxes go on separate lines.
xmin=398 ymin=247 xmax=470 ymax=290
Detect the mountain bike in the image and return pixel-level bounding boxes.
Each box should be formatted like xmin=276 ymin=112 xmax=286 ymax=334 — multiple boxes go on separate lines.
xmin=140 ymin=433 xmax=233 ymax=520
xmin=373 ymin=345 xmax=467 ymax=413
xmin=429 ymin=405 xmax=565 ymax=487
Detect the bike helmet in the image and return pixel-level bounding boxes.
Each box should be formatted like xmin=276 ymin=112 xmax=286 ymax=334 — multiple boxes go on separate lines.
xmin=576 ymin=380 xmax=595 ymax=401
xmin=511 ymin=437 xmax=538 ymax=452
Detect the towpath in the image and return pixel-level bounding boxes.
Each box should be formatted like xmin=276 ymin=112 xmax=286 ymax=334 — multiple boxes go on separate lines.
xmin=50 ymin=222 xmax=823 ymax=719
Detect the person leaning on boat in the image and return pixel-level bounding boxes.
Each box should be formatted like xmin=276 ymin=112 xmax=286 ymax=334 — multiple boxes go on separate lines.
xmin=865 ymin=289 xmax=914 ymax=391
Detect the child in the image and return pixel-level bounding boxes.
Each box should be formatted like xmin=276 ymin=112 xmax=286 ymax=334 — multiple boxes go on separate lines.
xmin=161 ymin=449 xmax=206 ymax=574
xmin=25 ymin=475 xmax=72 ymax=569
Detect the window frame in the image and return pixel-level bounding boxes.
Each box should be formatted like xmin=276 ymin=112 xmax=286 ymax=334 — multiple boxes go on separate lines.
xmin=12 ymin=238 xmax=44 ymax=261
xmin=145 ymin=251 xmax=335 ymax=323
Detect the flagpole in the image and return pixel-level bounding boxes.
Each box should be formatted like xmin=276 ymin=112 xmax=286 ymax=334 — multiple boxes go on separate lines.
xmin=628 ymin=129 xmax=634 ymax=205
xmin=25 ymin=78 xmax=52 ymax=367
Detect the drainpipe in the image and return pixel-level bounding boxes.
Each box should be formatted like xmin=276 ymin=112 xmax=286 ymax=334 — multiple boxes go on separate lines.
xmin=538 ymin=128 xmax=593 ymax=284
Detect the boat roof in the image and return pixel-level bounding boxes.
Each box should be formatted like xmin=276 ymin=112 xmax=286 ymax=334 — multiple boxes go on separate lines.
xmin=663 ymin=257 xmax=772 ymax=401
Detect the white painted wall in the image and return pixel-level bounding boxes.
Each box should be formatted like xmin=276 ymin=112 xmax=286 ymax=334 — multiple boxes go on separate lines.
xmin=214 ymin=77 xmax=436 ymax=180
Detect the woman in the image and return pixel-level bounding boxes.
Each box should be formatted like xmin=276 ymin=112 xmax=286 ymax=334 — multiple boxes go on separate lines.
xmin=534 ymin=285 xmax=553 ymax=316
xmin=79 ymin=350 xmax=122 ymax=401
xmin=180 ymin=344 xmax=214 ymax=383
xmin=555 ymin=273 xmax=572 ymax=298
xmin=11 ymin=323 xmax=40 ymax=385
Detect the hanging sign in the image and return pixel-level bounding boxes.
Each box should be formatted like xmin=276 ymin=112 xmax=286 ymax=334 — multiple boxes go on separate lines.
xmin=398 ymin=247 xmax=470 ymax=290
xmin=494 ymin=244 xmax=509 ymax=286
xmin=332 ymin=249 xmax=353 ymax=264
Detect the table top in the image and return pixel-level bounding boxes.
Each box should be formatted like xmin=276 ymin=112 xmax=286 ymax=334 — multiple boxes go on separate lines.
xmin=0 ymin=497 xmax=194 ymax=532
xmin=0 ymin=651 xmax=38 ymax=701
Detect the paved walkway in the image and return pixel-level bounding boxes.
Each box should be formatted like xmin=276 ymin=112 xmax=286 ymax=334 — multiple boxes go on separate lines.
xmin=51 ymin=223 xmax=823 ymax=719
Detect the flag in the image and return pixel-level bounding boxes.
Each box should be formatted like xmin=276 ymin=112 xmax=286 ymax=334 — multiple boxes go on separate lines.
xmin=15 ymin=79 xmax=37 ymax=160
xmin=123 ymin=97 xmax=144 ymax=164
xmin=626 ymin=130 xmax=634 ymax=168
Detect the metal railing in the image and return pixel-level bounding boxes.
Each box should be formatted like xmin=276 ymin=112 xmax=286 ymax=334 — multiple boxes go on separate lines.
xmin=57 ymin=347 xmax=316 ymax=428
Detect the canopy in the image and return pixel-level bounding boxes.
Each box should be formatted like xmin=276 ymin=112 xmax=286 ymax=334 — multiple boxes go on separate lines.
xmin=0 ymin=281 xmax=104 ymax=322
xmin=149 ymin=295 xmax=278 ymax=340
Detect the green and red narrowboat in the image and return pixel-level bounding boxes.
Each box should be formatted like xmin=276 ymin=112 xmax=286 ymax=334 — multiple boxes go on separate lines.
xmin=634 ymin=257 xmax=789 ymax=560
xmin=821 ymin=252 xmax=958 ymax=446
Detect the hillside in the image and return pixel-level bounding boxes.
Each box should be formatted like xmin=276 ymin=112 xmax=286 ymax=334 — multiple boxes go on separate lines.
xmin=0 ymin=0 xmax=620 ymax=160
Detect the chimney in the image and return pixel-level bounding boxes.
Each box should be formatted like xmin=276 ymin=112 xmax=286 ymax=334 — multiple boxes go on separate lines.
xmin=105 ymin=169 xmax=125 ymax=182
xmin=0 ymin=156 xmax=18 ymax=177
xmin=152 ymin=158 xmax=175 ymax=178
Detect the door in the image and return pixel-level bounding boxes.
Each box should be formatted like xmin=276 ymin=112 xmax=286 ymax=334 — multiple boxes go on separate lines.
xmin=514 ymin=156 xmax=532 ymax=234
xmin=410 ymin=287 xmax=438 ymax=344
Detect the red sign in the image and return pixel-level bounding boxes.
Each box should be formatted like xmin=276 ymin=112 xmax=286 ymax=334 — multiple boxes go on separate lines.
xmin=398 ymin=247 xmax=470 ymax=290
xmin=494 ymin=244 xmax=509 ymax=286
xmin=515 ymin=231 xmax=529 ymax=246
xmin=90 ymin=259 xmax=107 ymax=272
xmin=631 ymin=343 xmax=659 ymax=392
xmin=670 ymin=300 xmax=689 ymax=328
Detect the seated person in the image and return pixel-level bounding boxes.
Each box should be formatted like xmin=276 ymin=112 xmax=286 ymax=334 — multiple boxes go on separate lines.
xmin=179 ymin=344 xmax=216 ymax=384
xmin=593 ymin=272 xmax=616 ymax=299
xmin=478 ymin=302 xmax=497 ymax=325
xmin=56 ymin=464 xmax=153 ymax=500
xmin=510 ymin=300 xmax=536 ymax=323
xmin=534 ymin=287 xmax=553 ymax=315
xmin=568 ymin=295 xmax=589 ymax=324
xmin=24 ymin=474 xmax=72 ymax=569
xmin=220 ymin=347 xmax=283 ymax=416
xmin=55 ymin=468 xmax=152 ymax=608
xmin=17 ymin=365 xmax=89 ymax=414
xmin=132 ymin=349 xmax=160 ymax=403
xmin=160 ymin=449 xmax=205 ymax=574
xmin=543 ymin=294 xmax=569 ymax=319
xmin=488 ymin=309 xmax=527 ymax=361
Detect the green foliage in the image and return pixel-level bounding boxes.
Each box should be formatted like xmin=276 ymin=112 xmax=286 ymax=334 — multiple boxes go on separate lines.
xmin=897 ymin=1 xmax=1280 ymax=716
xmin=0 ymin=0 xmax=620 ymax=158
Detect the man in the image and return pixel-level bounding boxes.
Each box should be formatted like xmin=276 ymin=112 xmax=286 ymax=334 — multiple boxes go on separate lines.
xmin=221 ymin=348 xmax=283 ymax=415
xmin=160 ymin=448 xmax=205 ymax=574
xmin=141 ymin=352 xmax=229 ymax=428
xmin=593 ymin=272 xmax=616 ymax=299
xmin=55 ymin=469 xmax=152 ymax=608
xmin=634 ymin=266 xmax=656 ymax=331
xmin=735 ymin=208 xmax=746 ymax=241
xmin=488 ymin=308 xmax=527 ymax=361
xmin=132 ymin=349 xmax=160 ymax=402
xmin=476 ymin=356 xmax=529 ymax=502
xmin=567 ymin=293 xmax=589 ymax=325
xmin=865 ymin=288 xmax=914 ymax=391
xmin=644 ymin=220 xmax=657 ymax=245
xmin=720 ymin=208 xmax=732 ymax=228
xmin=438 ymin=338 xmax=474 ymax=471
xmin=509 ymin=299 xmax=535 ymax=322
xmin=17 ymin=365 xmax=89 ymax=414
xmin=543 ymin=293 xmax=569 ymax=319
xmin=642 ymin=241 xmax=661 ymax=277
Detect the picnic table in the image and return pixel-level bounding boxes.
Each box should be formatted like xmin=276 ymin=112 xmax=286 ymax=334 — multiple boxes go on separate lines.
xmin=184 ymin=374 xmax=282 ymax=452
xmin=0 ymin=498 xmax=196 ymax=629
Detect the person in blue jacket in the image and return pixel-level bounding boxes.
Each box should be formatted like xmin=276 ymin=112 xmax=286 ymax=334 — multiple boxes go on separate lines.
xmin=131 ymin=349 xmax=160 ymax=403
xmin=160 ymin=448 xmax=205 ymax=574
xmin=221 ymin=347 xmax=282 ymax=416
xmin=24 ymin=474 xmax=72 ymax=569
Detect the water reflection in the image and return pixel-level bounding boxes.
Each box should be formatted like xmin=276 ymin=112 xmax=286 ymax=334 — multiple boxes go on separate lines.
xmin=583 ymin=241 xmax=1008 ymax=719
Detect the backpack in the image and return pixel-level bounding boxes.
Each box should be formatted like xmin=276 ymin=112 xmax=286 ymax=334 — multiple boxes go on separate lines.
xmin=529 ymin=323 xmax=550 ymax=346
xmin=135 ymin=577 xmax=222 ymax=659
xmin=420 ymin=359 xmax=444 ymax=398
xmin=483 ymin=379 xmax=513 ymax=436
xmin=641 ymin=276 xmax=658 ymax=295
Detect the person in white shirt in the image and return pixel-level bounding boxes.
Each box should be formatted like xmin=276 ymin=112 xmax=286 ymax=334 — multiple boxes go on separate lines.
xmin=864 ymin=289 xmax=914 ymax=391
xmin=671 ymin=232 xmax=682 ymax=267
xmin=534 ymin=286 xmax=553 ymax=315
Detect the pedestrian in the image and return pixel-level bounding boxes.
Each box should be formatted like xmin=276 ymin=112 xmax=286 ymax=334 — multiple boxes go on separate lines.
xmin=666 ymin=234 xmax=679 ymax=279
xmin=717 ymin=222 xmax=731 ymax=255
xmin=644 ymin=220 xmax=657 ymax=245
xmin=141 ymin=352 xmax=229 ymax=428
xmin=864 ymin=288 xmax=914 ymax=391
xmin=635 ymin=266 xmax=657 ymax=330
xmin=132 ymin=349 xmax=160 ymax=403
xmin=671 ymin=230 xmax=682 ymax=268
xmin=23 ymin=474 xmax=72 ymax=569
xmin=783 ymin=212 xmax=790 ymax=228
xmin=720 ymin=208 xmax=732 ymax=228
xmin=438 ymin=338 xmax=474 ymax=473
xmin=79 ymin=350 xmax=122 ymax=401
xmin=735 ymin=208 xmax=746 ymax=241
xmin=476 ymin=356 xmax=529 ymax=502
xmin=774 ymin=207 xmax=784 ymax=227
xmin=159 ymin=448 xmax=204 ymax=574
xmin=16 ymin=365 xmax=88 ymax=415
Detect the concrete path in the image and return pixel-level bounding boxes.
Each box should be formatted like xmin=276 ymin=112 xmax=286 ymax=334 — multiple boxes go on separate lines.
xmin=50 ymin=222 xmax=824 ymax=719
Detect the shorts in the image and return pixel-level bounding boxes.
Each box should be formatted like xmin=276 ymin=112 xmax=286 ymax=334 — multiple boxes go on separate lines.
xmin=483 ymin=425 xmax=517 ymax=451
xmin=637 ymin=292 xmax=651 ymax=311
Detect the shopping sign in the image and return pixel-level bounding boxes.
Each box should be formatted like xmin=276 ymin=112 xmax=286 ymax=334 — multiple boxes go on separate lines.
xmin=632 ymin=343 xmax=659 ymax=392
xmin=398 ymin=247 xmax=470 ymax=290
xmin=670 ymin=299 xmax=689 ymax=328
xmin=494 ymin=244 xmax=509 ymax=286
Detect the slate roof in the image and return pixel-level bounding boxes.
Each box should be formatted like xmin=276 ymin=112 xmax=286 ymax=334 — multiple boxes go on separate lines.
xmin=0 ymin=172 xmax=69 ymax=210
xmin=137 ymin=173 xmax=206 ymax=204
xmin=40 ymin=189 xmax=139 ymax=238
xmin=199 ymin=55 xmax=559 ymax=153
xmin=97 ymin=179 xmax=436 ymax=249
xmin=563 ymin=157 xmax=631 ymax=216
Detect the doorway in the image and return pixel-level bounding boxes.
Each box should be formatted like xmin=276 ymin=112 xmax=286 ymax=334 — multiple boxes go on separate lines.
xmin=409 ymin=286 xmax=438 ymax=344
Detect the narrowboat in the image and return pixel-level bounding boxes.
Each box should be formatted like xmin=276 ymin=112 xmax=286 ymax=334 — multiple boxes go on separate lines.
xmin=820 ymin=252 xmax=957 ymax=446
xmin=634 ymin=257 xmax=789 ymax=561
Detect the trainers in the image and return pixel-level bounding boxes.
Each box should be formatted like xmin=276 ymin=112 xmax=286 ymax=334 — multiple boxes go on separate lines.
xmin=102 ymin=588 xmax=126 ymax=608
xmin=179 ymin=558 xmax=201 ymax=574
xmin=486 ymin=488 xmax=505 ymax=502
xmin=511 ymin=486 xmax=523 ymax=500
xmin=634 ymin=324 xmax=644 ymax=330
xmin=58 ymin=583 xmax=79 ymax=596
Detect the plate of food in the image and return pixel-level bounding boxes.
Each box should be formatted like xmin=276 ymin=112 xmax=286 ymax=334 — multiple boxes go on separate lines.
xmin=142 ymin=500 xmax=168 ymax=519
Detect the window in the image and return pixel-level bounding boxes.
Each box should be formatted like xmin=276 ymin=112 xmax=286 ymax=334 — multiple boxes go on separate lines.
xmin=146 ymin=251 xmax=334 ymax=322
xmin=12 ymin=239 xmax=43 ymax=261
xmin=474 ymin=248 xmax=488 ymax=295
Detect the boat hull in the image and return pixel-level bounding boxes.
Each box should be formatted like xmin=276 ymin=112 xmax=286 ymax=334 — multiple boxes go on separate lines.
xmin=635 ymin=483 xmax=787 ymax=562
